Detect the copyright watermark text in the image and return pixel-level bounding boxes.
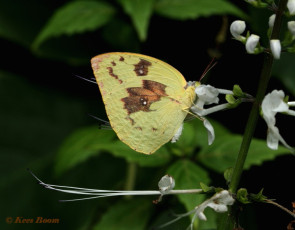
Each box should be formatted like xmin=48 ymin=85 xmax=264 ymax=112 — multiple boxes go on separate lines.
xmin=6 ymin=216 xmax=59 ymax=224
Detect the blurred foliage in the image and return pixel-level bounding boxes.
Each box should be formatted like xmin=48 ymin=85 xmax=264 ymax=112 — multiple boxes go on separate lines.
xmin=1 ymin=0 xmax=294 ymax=230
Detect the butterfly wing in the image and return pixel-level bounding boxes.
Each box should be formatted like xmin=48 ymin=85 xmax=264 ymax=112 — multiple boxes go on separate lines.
xmin=91 ymin=52 xmax=196 ymax=154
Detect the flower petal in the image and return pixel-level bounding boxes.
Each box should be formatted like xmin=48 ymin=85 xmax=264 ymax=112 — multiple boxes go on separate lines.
xmin=203 ymin=119 xmax=215 ymax=145
xmin=288 ymin=0 xmax=295 ymax=15
xmin=270 ymin=39 xmax=281 ymax=59
xmin=195 ymin=85 xmax=219 ymax=105
xmin=245 ymin=34 xmax=260 ymax=54
xmin=230 ymin=20 xmax=246 ymax=41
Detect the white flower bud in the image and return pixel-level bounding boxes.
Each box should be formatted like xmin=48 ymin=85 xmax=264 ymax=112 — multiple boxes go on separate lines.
xmin=245 ymin=34 xmax=260 ymax=54
xmin=230 ymin=20 xmax=246 ymax=41
xmin=288 ymin=0 xmax=295 ymax=15
xmin=158 ymin=175 xmax=175 ymax=194
xmin=288 ymin=21 xmax=295 ymax=36
xmin=270 ymin=39 xmax=281 ymax=59
xmin=268 ymin=14 xmax=276 ymax=28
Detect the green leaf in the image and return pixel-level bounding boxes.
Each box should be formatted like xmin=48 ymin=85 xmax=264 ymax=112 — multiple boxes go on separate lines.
xmin=107 ymin=141 xmax=172 ymax=167
xmin=56 ymin=125 xmax=171 ymax=174
xmin=93 ymin=198 xmax=152 ymax=230
xmin=272 ymin=53 xmax=295 ymax=96
xmin=33 ymin=1 xmax=115 ymax=48
xmin=197 ymin=134 xmax=289 ymax=173
xmin=167 ymin=160 xmax=210 ymax=212
xmin=155 ymin=0 xmax=246 ymax=20
xmin=117 ymin=0 xmax=155 ymax=41
xmin=55 ymin=126 xmax=117 ymax=176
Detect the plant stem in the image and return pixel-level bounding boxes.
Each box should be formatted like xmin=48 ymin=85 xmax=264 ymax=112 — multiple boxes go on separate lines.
xmin=218 ymin=0 xmax=287 ymax=229
xmin=265 ymin=199 xmax=295 ymax=219
xmin=124 ymin=162 xmax=137 ymax=199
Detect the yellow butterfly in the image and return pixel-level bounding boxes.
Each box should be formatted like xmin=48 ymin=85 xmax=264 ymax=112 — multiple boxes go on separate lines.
xmin=91 ymin=52 xmax=197 ymax=154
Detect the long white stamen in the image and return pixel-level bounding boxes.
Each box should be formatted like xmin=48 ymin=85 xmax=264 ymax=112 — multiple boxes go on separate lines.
xmin=28 ymin=169 xmax=202 ymax=202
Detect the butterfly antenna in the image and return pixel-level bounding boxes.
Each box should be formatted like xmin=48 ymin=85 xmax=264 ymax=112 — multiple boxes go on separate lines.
xmin=74 ymin=74 xmax=97 ymax=84
xmin=88 ymin=114 xmax=112 ymax=130
xmin=199 ymin=58 xmax=217 ymax=82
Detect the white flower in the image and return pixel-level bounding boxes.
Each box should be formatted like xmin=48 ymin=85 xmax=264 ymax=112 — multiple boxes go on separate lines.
xmin=195 ymin=190 xmax=235 ymax=221
xmin=158 ymin=175 xmax=175 ymax=194
xmin=288 ymin=21 xmax=295 ymax=36
xmin=245 ymin=34 xmax=260 ymax=54
xmin=194 ymin=85 xmax=219 ymax=107
xmin=270 ymin=39 xmax=281 ymax=59
xmin=288 ymin=0 xmax=295 ymax=15
xmin=230 ymin=20 xmax=246 ymax=41
xmin=191 ymin=85 xmax=220 ymax=145
xmin=261 ymin=90 xmax=294 ymax=152
xmin=268 ymin=14 xmax=276 ymax=28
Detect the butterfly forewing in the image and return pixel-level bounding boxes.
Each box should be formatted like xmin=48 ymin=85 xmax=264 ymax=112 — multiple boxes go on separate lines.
xmin=91 ymin=52 xmax=196 ymax=154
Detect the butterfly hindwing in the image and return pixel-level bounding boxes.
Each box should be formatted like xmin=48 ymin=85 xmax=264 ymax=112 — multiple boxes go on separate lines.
xmin=91 ymin=52 xmax=196 ymax=154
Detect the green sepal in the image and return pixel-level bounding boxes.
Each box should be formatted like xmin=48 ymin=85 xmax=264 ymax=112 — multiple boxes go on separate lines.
xmin=225 ymin=94 xmax=236 ymax=104
xmin=226 ymin=95 xmax=241 ymax=108
xmin=249 ymin=188 xmax=267 ymax=202
xmin=200 ymin=182 xmax=213 ymax=193
xmin=284 ymin=95 xmax=289 ymax=104
xmin=233 ymin=85 xmax=245 ymax=98
xmin=237 ymin=188 xmax=251 ymax=204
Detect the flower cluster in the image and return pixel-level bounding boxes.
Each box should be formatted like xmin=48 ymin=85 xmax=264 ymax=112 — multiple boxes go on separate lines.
xmin=230 ymin=0 xmax=295 ymax=59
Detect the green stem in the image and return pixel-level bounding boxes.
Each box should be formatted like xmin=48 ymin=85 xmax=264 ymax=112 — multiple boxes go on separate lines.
xmin=124 ymin=162 xmax=137 ymax=199
xmin=218 ymin=0 xmax=287 ymax=229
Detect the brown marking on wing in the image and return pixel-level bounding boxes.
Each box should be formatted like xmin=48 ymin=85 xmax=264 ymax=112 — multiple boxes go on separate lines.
xmin=107 ymin=67 xmax=123 ymax=84
xmin=126 ymin=116 xmax=135 ymax=125
xmin=111 ymin=61 xmax=116 ymax=66
xmin=152 ymin=127 xmax=158 ymax=132
xmin=119 ymin=56 xmax=124 ymax=61
xmin=121 ymin=80 xmax=167 ymax=115
xmin=134 ymin=59 xmax=152 ymax=76
xmin=135 ymin=127 xmax=142 ymax=131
